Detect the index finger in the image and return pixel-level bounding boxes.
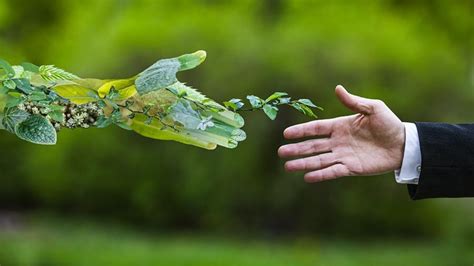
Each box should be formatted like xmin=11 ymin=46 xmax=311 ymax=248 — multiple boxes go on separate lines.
xmin=283 ymin=119 xmax=334 ymax=139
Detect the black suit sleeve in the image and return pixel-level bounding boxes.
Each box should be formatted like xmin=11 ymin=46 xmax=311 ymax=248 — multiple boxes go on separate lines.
xmin=408 ymin=123 xmax=474 ymax=200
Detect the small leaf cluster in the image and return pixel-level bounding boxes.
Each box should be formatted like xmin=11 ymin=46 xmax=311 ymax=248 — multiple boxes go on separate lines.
xmin=1 ymin=60 xmax=60 ymax=144
xmin=92 ymin=87 xmax=132 ymax=130
xmin=0 ymin=59 xmax=93 ymax=145
xmin=223 ymin=92 xmax=322 ymax=120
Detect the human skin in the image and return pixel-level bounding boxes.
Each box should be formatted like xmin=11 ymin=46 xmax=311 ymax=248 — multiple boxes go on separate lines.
xmin=278 ymin=85 xmax=406 ymax=182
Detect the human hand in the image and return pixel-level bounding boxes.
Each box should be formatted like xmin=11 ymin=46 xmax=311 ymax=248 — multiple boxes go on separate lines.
xmin=278 ymin=85 xmax=405 ymax=182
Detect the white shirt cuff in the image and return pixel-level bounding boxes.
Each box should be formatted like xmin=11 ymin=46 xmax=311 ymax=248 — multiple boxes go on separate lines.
xmin=394 ymin=123 xmax=421 ymax=184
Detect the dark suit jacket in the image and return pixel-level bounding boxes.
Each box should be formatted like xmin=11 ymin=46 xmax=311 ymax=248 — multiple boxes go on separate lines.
xmin=408 ymin=123 xmax=474 ymax=199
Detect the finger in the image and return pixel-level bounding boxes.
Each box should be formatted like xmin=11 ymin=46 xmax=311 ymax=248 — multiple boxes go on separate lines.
xmin=283 ymin=119 xmax=334 ymax=139
xmin=335 ymin=85 xmax=374 ymax=115
xmin=304 ymin=164 xmax=350 ymax=183
xmin=284 ymin=152 xmax=336 ymax=172
xmin=278 ymin=138 xmax=331 ymax=158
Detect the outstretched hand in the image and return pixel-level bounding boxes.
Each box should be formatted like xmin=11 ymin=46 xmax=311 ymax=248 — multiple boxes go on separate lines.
xmin=278 ymin=85 xmax=405 ymax=182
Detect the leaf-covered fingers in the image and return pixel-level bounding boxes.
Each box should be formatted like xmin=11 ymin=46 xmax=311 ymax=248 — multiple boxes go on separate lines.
xmin=0 ymin=52 xmax=322 ymax=149
xmin=278 ymin=138 xmax=331 ymax=158
xmin=283 ymin=119 xmax=333 ymax=139
xmin=303 ymin=164 xmax=349 ymax=183
xmin=284 ymin=152 xmax=336 ymax=172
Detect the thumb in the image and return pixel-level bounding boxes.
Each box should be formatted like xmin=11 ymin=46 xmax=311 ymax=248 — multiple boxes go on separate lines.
xmin=335 ymin=85 xmax=373 ymax=115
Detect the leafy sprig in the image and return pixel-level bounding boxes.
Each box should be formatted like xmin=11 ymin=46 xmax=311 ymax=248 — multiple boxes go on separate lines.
xmin=224 ymin=92 xmax=322 ymax=120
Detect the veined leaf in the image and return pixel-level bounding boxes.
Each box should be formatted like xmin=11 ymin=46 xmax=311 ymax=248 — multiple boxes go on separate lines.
xmin=13 ymin=78 xmax=33 ymax=94
xmin=263 ymin=104 xmax=278 ymax=120
xmin=131 ymin=114 xmax=216 ymax=150
xmin=39 ymin=65 xmax=79 ymax=82
xmin=97 ymin=78 xmax=137 ymax=100
xmin=135 ymin=58 xmax=180 ymax=95
xmin=53 ymin=84 xmax=99 ymax=104
xmin=291 ymin=102 xmax=317 ymax=118
xmin=167 ymin=99 xmax=201 ymax=129
xmin=135 ymin=51 xmax=207 ymax=95
xmin=2 ymin=107 xmax=30 ymax=133
xmin=3 ymin=79 xmax=16 ymax=90
xmin=297 ymin=98 xmax=321 ymax=109
xmin=15 ymin=115 xmax=57 ymax=145
xmin=247 ymin=95 xmax=264 ymax=108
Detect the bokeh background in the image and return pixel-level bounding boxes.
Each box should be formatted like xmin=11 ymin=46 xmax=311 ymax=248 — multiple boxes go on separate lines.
xmin=0 ymin=0 xmax=473 ymax=265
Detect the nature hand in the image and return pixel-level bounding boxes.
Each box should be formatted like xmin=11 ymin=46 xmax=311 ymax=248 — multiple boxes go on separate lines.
xmin=278 ymin=85 xmax=405 ymax=182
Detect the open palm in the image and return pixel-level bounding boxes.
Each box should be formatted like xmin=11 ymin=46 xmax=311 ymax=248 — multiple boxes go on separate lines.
xmin=278 ymin=85 xmax=405 ymax=182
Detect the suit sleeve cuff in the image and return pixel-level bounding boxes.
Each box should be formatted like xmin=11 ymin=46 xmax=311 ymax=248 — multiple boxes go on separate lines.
xmin=394 ymin=122 xmax=421 ymax=184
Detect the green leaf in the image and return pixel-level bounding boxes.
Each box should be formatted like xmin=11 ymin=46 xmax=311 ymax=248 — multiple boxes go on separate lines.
xmin=53 ymin=84 xmax=99 ymax=104
xmin=97 ymin=78 xmax=136 ymax=99
xmin=3 ymin=79 xmax=16 ymax=90
xmin=48 ymin=104 xmax=65 ymax=112
xmin=263 ymin=104 xmax=278 ymax=120
xmin=13 ymin=78 xmax=33 ymax=94
xmin=0 ymin=59 xmax=15 ymax=77
xmin=279 ymin=97 xmax=291 ymax=104
xmin=95 ymin=116 xmax=112 ymax=128
xmin=49 ymin=111 xmax=64 ymax=123
xmin=291 ymin=102 xmax=317 ymax=118
xmin=2 ymin=107 xmax=30 ymax=133
xmin=5 ymin=93 xmax=24 ymax=108
xmin=28 ymin=90 xmax=48 ymax=101
xmin=21 ymin=62 xmax=40 ymax=73
xmin=167 ymin=100 xmax=202 ymax=129
xmin=135 ymin=58 xmax=181 ymax=95
xmin=223 ymin=101 xmax=237 ymax=111
xmin=265 ymin=92 xmax=288 ymax=103
xmin=246 ymin=95 xmax=264 ymax=108
xmin=135 ymin=51 xmax=207 ymax=95
xmin=223 ymin=98 xmax=244 ymax=111
xmin=0 ymin=84 xmax=8 ymax=94
xmin=131 ymin=114 xmax=216 ymax=150
xmin=177 ymin=50 xmax=207 ymax=71
xmin=15 ymin=115 xmax=57 ymax=145
xmin=12 ymin=66 xmax=25 ymax=78
xmin=115 ymin=121 xmax=132 ymax=130
xmin=39 ymin=65 xmax=79 ymax=82
xmin=297 ymin=98 xmax=318 ymax=108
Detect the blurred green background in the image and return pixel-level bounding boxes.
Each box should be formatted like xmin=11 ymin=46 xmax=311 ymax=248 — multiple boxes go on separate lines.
xmin=0 ymin=0 xmax=473 ymax=265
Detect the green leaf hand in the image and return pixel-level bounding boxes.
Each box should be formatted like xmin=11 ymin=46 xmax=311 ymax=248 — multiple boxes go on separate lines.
xmin=0 ymin=51 xmax=321 ymax=149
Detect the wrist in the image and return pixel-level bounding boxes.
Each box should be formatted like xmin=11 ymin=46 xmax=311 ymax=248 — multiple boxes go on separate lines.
xmin=396 ymin=122 xmax=406 ymax=169
xmin=390 ymin=121 xmax=406 ymax=171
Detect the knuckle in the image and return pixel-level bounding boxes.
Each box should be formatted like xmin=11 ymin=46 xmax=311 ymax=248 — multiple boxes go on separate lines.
xmin=310 ymin=140 xmax=320 ymax=151
xmin=304 ymin=173 xmax=318 ymax=183
xmin=373 ymin=99 xmax=386 ymax=108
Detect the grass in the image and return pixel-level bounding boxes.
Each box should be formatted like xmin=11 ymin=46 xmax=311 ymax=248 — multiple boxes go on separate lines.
xmin=0 ymin=215 xmax=472 ymax=266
